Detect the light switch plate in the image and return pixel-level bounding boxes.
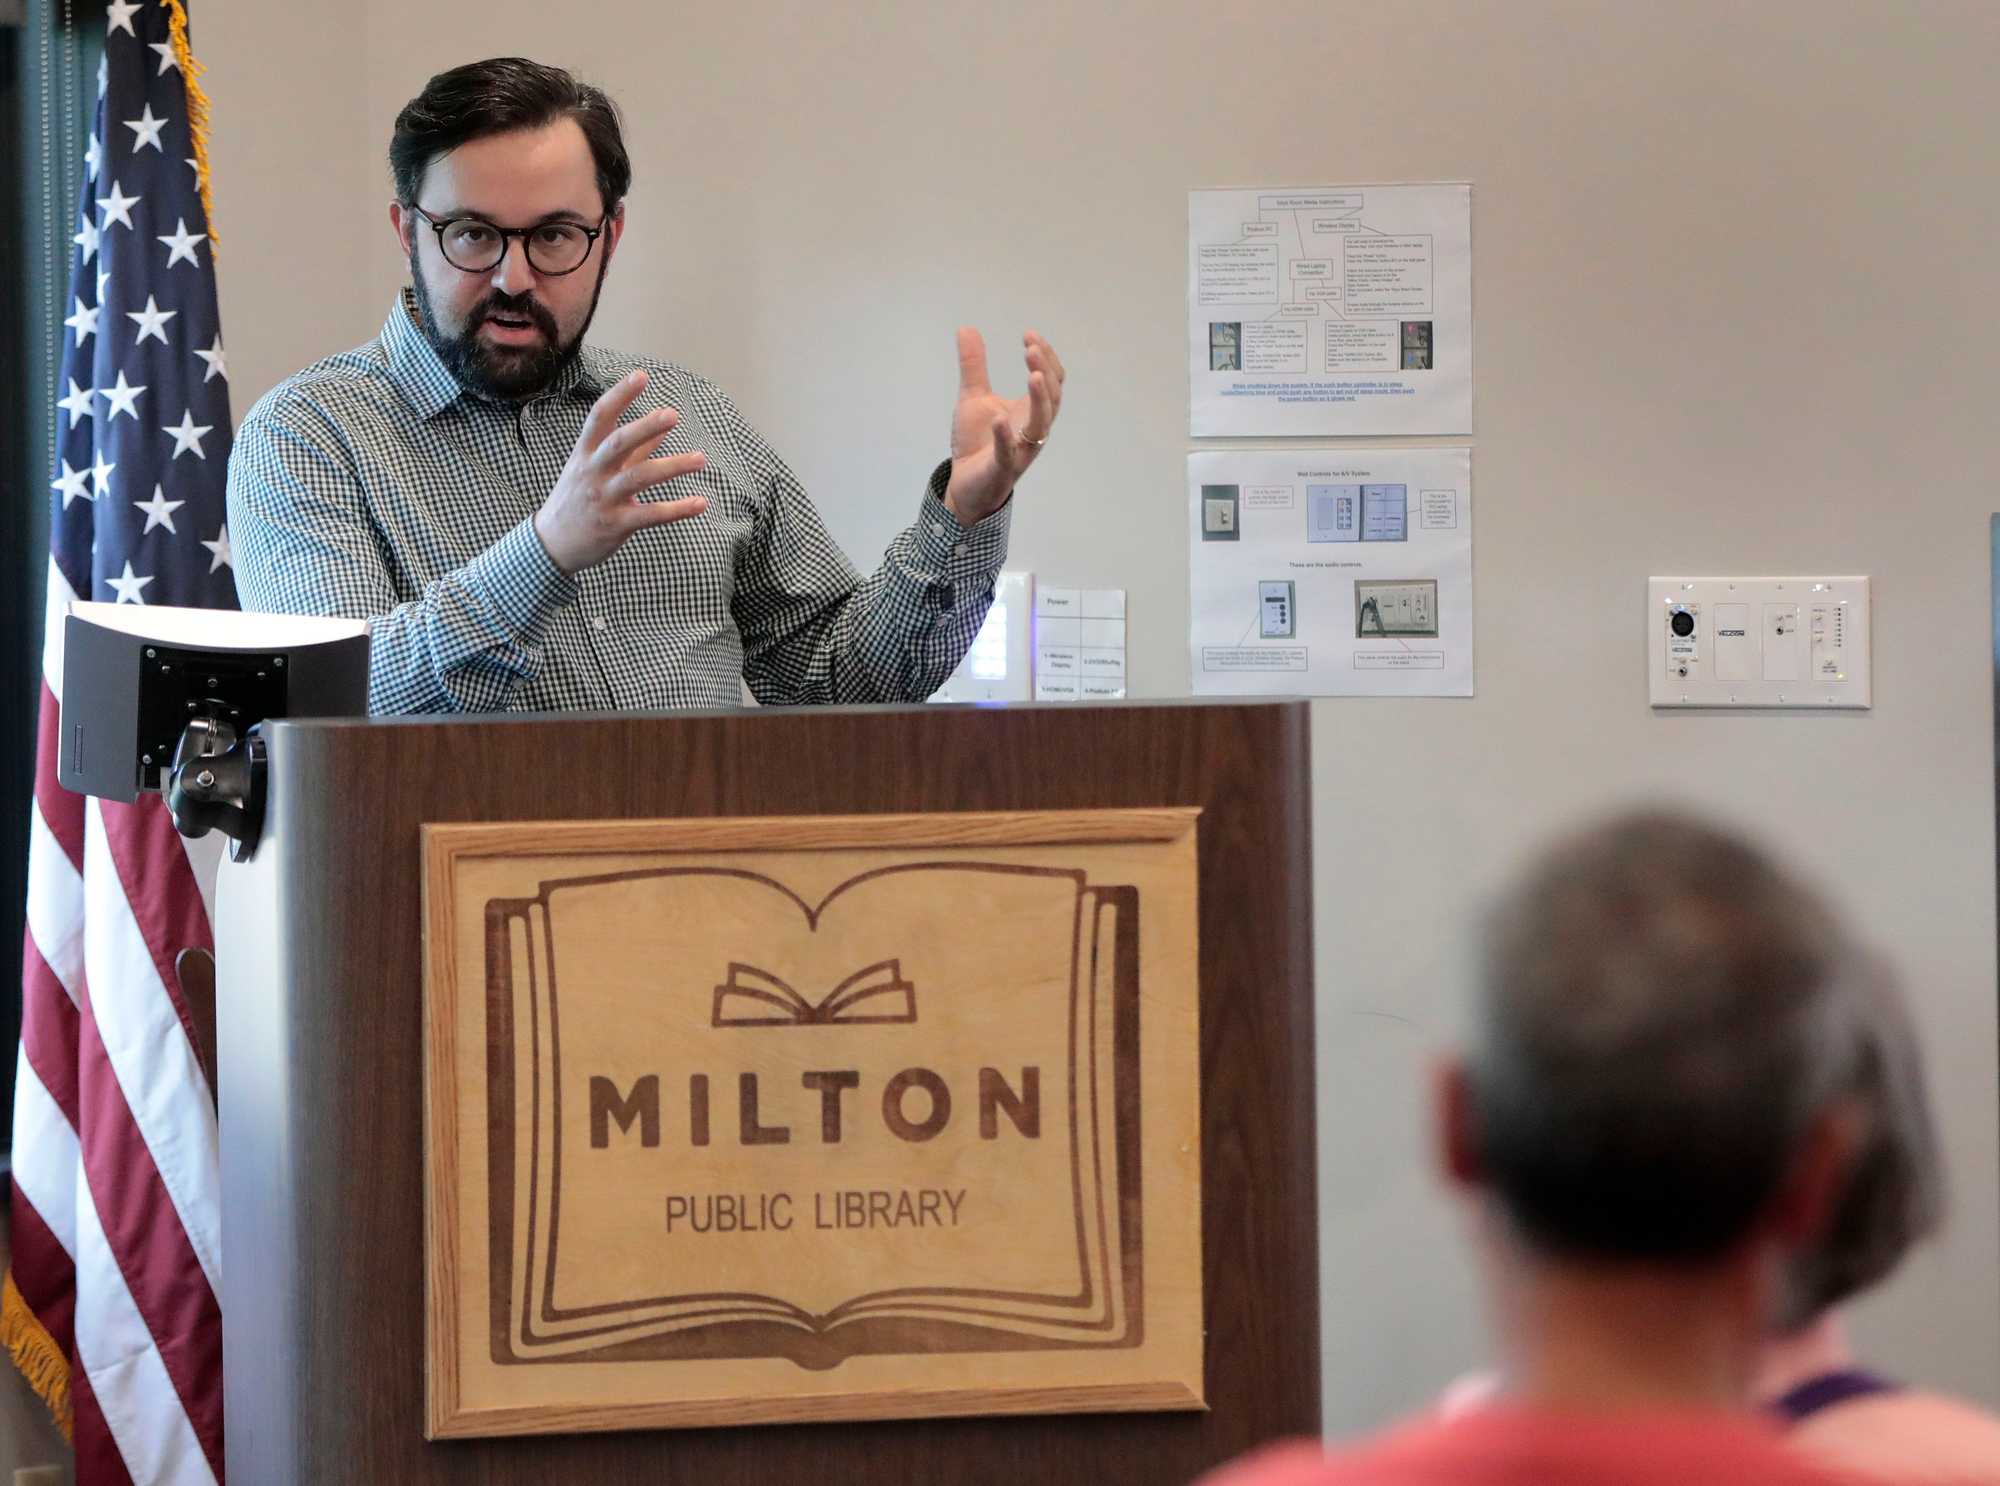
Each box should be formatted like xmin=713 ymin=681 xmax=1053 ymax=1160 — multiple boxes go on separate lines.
xmin=1648 ymin=576 xmax=1871 ymax=709
xmin=928 ymin=570 xmax=1032 ymax=702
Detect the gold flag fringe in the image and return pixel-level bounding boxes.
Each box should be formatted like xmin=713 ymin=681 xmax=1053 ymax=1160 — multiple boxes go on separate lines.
xmin=164 ymin=0 xmax=219 ymax=248
xmin=1 ymin=1268 xmax=73 ymax=1442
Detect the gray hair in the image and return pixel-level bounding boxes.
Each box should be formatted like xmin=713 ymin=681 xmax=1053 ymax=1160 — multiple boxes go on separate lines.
xmin=1467 ymin=811 xmax=1865 ymax=1263
xmin=1773 ymin=952 xmax=1945 ymax=1331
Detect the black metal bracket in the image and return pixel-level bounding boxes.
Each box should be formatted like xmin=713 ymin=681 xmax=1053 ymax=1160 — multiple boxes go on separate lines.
xmin=165 ymin=715 xmax=268 ymax=861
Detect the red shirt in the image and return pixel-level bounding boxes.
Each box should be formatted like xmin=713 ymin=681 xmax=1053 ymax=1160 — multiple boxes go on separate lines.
xmin=1201 ymin=1409 xmax=1862 ymax=1486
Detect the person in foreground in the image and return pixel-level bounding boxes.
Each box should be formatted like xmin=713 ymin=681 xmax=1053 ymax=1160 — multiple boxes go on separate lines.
xmin=1755 ymin=958 xmax=2000 ymax=1482
xmin=1202 ymin=812 xmax=1877 ymax=1486
xmin=228 ymin=57 xmax=1064 ymax=714
xmin=1428 ymin=943 xmax=2000 ymax=1481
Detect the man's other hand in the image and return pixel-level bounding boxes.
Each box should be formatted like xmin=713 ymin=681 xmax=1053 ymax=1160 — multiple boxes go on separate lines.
xmin=533 ymin=370 xmax=709 ymax=575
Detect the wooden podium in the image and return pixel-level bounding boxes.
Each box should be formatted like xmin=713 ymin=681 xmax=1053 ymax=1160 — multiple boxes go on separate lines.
xmin=215 ymin=700 xmax=1318 ymax=1483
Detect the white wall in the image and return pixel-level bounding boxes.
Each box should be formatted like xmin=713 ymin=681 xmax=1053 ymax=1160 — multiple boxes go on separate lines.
xmin=201 ymin=0 xmax=2000 ymax=1433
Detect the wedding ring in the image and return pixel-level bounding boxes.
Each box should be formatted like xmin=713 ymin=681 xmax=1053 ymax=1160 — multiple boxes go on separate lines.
xmin=1016 ymin=428 xmax=1047 ymax=449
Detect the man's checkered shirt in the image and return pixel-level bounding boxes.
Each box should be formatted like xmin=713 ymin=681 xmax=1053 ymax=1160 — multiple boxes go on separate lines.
xmin=227 ymin=292 xmax=1010 ymax=714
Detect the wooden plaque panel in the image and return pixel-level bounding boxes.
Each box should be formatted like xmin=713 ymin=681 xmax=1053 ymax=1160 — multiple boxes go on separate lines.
xmin=423 ymin=810 xmax=1203 ymax=1436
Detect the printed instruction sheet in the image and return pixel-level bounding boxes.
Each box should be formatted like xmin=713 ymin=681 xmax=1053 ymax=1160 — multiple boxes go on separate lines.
xmin=1188 ymin=449 xmax=1473 ymax=697
xmin=1035 ymin=587 xmax=1127 ymax=700
xmin=1189 ymin=183 xmax=1472 ymax=437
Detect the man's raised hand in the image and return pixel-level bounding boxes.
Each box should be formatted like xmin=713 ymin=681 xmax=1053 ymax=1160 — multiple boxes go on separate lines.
xmin=533 ymin=370 xmax=709 ymax=575
xmin=942 ymin=327 xmax=1066 ymax=528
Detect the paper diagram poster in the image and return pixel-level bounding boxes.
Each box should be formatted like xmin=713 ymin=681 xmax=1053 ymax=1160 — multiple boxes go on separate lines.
xmin=1188 ymin=449 xmax=1473 ymax=697
xmin=1188 ymin=184 xmax=1471 ymax=437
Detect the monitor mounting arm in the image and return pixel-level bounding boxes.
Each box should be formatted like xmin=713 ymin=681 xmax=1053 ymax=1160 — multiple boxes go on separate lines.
xmin=165 ymin=712 xmax=268 ymax=860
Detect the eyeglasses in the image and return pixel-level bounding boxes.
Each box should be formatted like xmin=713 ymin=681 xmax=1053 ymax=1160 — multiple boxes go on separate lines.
xmin=410 ymin=204 xmax=607 ymax=277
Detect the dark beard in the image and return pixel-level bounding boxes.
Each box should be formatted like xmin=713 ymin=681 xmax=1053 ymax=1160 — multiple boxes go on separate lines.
xmin=408 ymin=252 xmax=607 ymax=401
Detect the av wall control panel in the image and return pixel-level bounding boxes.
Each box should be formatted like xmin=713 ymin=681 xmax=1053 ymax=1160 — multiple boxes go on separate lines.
xmin=1648 ymin=576 xmax=1871 ymax=709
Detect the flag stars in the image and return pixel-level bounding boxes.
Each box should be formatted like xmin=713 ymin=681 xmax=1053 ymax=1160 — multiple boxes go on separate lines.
xmin=134 ymin=485 xmax=186 ymax=535
xmin=58 ymin=379 xmax=97 ymax=429
xmin=125 ymin=104 xmax=168 ymax=154
xmin=97 ymin=180 xmax=140 ymax=232
xmin=106 ymin=561 xmax=153 ymax=605
xmin=163 ymin=409 xmax=213 ymax=460
xmin=158 ymin=219 xmax=206 ymax=268
xmin=105 ymin=0 xmax=140 ymax=36
xmin=64 ymin=297 xmax=100 ymax=345
xmin=100 ymin=370 xmax=146 ymax=422
xmin=193 ymin=335 xmax=227 ymax=383
xmin=54 ymin=37 xmax=235 ymax=636
xmin=127 ymin=295 xmax=177 ymax=346
xmin=51 ymin=461 xmax=92 ymax=509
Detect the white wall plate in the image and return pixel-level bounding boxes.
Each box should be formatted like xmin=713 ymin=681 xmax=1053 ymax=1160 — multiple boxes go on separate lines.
xmin=1647 ymin=576 xmax=1871 ymax=709
xmin=928 ymin=571 xmax=1033 ymax=702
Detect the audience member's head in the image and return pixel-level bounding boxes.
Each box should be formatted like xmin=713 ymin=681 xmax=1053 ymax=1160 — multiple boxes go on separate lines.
xmin=1749 ymin=955 xmax=2000 ymax=1485
xmin=1771 ymin=953 xmax=1944 ymax=1336
xmin=1446 ymin=810 xmax=1865 ymax=1281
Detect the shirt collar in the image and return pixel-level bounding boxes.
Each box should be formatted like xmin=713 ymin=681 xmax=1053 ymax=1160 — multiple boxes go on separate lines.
xmin=381 ymin=287 xmax=616 ymax=421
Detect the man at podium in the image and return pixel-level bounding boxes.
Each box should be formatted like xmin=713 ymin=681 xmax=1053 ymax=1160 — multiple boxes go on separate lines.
xmin=227 ymin=56 xmax=1064 ymax=715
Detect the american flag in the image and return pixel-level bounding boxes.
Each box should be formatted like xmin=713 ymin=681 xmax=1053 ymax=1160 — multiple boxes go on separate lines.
xmin=6 ymin=2 xmax=232 ymax=1481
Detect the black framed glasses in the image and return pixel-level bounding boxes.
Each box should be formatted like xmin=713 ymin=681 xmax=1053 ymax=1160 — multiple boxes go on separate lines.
xmin=410 ymin=204 xmax=607 ymax=277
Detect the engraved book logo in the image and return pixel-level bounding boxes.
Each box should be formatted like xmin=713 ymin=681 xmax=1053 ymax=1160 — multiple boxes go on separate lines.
xmin=711 ymin=959 xmax=917 ymax=1026
xmin=483 ymin=861 xmax=1143 ymax=1372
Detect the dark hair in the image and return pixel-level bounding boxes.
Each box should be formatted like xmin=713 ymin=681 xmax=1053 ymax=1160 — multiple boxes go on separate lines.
xmin=389 ymin=57 xmax=631 ymax=212
xmin=1468 ymin=811 xmax=1863 ymax=1265
xmin=1773 ymin=954 xmax=1944 ymax=1332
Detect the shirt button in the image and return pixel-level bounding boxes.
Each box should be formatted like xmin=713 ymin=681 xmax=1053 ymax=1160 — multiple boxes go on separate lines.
xmin=953 ymin=542 xmax=968 ymax=557
xmin=930 ymin=522 xmax=944 ymax=538
xmin=591 ymin=616 xmax=608 ymax=632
